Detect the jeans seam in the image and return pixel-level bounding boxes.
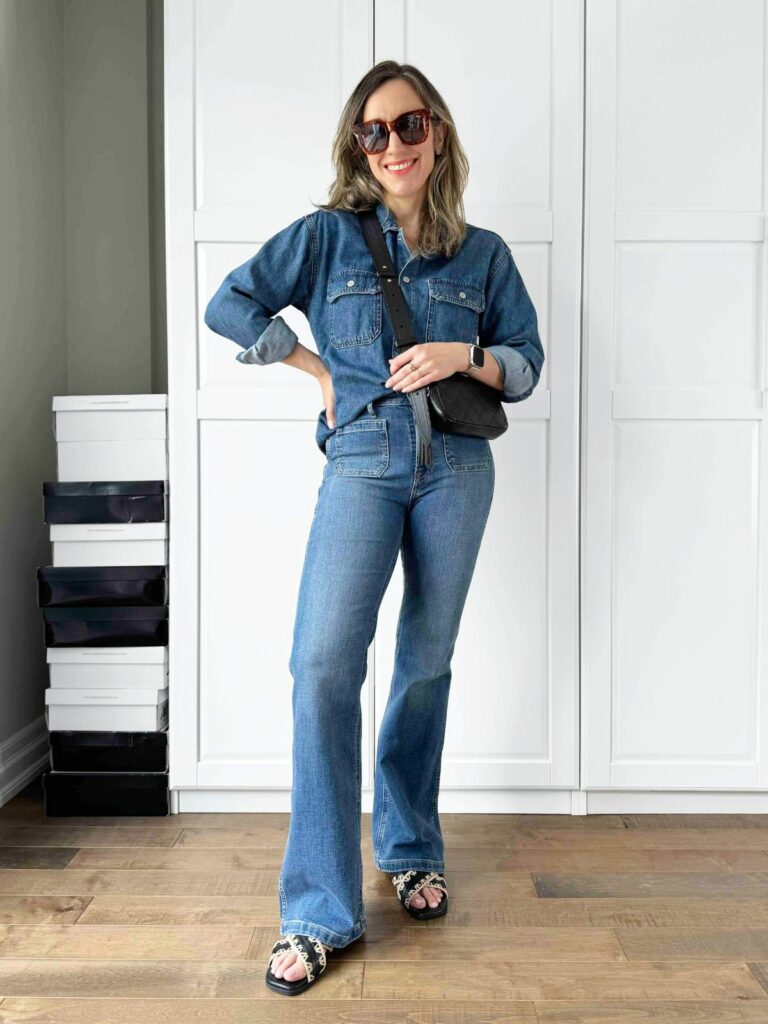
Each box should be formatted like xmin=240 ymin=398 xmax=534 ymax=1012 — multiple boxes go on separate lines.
xmin=374 ymin=774 xmax=389 ymax=865
xmin=355 ymin=693 xmax=364 ymax=921
xmin=360 ymin=521 xmax=402 ymax=872
xmin=374 ymin=521 xmax=416 ymax=868
xmin=428 ymin=677 xmax=450 ymax=831
xmin=278 ymin=873 xmax=287 ymax=918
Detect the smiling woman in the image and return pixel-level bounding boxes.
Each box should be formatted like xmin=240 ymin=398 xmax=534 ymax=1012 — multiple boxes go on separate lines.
xmin=203 ymin=58 xmax=544 ymax=998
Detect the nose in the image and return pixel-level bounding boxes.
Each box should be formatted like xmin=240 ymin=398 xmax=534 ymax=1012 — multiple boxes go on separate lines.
xmin=384 ymin=141 xmax=414 ymax=160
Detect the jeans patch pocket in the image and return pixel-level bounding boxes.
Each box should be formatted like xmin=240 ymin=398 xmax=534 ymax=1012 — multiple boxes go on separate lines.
xmin=329 ymin=418 xmax=389 ymax=477
xmin=327 ymin=271 xmax=383 ymax=348
xmin=426 ymin=278 xmax=485 ymax=343
xmin=442 ymin=431 xmax=492 ymax=472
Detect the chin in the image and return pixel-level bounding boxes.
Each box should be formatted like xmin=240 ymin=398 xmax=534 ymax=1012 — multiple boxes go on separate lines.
xmin=380 ymin=177 xmax=425 ymax=197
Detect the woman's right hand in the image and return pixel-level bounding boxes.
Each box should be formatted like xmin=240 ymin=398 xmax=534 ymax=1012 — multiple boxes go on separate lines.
xmin=318 ymin=370 xmax=336 ymax=429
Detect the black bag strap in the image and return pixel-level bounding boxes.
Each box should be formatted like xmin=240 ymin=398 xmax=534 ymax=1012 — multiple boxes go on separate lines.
xmin=357 ymin=208 xmax=433 ymax=465
xmin=358 ymin=210 xmax=420 ymax=351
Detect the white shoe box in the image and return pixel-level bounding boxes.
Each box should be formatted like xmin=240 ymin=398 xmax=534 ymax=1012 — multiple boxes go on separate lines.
xmin=57 ymin=440 xmax=168 ymax=483
xmin=53 ymin=395 xmax=168 ymax=482
xmin=45 ymin=687 xmax=169 ymax=731
xmin=53 ymin=395 xmax=168 ymax=441
xmin=47 ymin=646 xmax=169 ymax=689
xmin=50 ymin=523 xmax=168 ymax=566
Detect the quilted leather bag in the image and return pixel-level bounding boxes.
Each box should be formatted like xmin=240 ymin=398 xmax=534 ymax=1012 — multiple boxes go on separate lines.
xmin=358 ymin=209 xmax=508 ymax=453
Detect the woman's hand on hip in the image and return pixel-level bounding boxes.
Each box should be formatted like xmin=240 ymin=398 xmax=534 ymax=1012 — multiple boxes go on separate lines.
xmin=385 ymin=343 xmax=468 ymax=393
xmin=319 ymin=370 xmax=336 ymax=428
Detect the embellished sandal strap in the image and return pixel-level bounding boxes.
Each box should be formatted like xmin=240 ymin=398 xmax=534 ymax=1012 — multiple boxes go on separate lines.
xmin=423 ymin=870 xmax=448 ymax=895
xmin=268 ymin=933 xmax=329 ymax=983
xmin=268 ymin=937 xmax=291 ymax=964
xmin=391 ymin=869 xmax=446 ymax=909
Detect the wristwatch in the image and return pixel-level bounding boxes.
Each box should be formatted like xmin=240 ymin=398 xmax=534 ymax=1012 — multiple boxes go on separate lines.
xmin=465 ymin=343 xmax=485 ymax=373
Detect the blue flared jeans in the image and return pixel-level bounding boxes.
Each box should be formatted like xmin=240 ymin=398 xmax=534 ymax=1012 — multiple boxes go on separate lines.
xmin=278 ymin=390 xmax=495 ymax=948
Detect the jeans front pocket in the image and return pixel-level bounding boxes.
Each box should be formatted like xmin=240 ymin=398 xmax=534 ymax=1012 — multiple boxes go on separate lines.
xmin=442 ymin=430 xmax=492 ymax=472
xmin=327 ymin=271 xmax=383 ymax=348
xmin=328 ymin=418 xmax=389 ymax=477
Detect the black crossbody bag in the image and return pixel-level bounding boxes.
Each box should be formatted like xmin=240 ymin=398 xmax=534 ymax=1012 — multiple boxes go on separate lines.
xmin=358 ymin=209 xmax=507 ymax=467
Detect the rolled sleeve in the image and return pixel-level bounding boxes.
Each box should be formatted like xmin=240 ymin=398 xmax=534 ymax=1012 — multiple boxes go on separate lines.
xmin=479 ymin=242 xmax=545 ymax=402
xmin=204 ymin=213 xmax=317 ymax=365
xmin=483 ymin=345 xmax=535 ymax=402
xmin=234 ymin=315 xmax=298 ymax=365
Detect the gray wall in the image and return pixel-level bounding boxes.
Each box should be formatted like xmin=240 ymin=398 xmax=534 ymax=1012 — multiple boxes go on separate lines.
xmin=0 ymin=0 xmax=164 ymax=801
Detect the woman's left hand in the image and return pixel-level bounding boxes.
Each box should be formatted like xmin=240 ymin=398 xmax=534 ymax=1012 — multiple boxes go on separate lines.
xmin=385 ymin=343 xmax=468 ymax=393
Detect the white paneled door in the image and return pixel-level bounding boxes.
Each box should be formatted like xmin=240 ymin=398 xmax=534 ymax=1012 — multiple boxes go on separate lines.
xmin=582 ymin=0 xmax=768 ymax=794
xmin=166 ymin=0 xmax=582 ymax=811
xmin=373 ymin=0 xmax=583 ymax=805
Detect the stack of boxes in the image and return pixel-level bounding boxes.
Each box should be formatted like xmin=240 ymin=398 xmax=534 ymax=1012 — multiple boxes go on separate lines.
xmin=38 ymin=395 xmax=170 ymax=816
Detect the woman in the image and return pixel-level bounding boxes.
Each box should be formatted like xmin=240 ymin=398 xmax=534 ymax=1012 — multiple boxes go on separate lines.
xmin=204 ymin=61 xmax=544 ymax=996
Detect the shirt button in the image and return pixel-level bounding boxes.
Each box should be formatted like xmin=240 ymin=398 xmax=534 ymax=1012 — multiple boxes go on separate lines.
xmin=459 ymin=290 xmax=466 ymax=299
xmin=347 ymin=279 xmax=355 ymax=287
xmin=402 ymin=276 xmax=410 ymax=283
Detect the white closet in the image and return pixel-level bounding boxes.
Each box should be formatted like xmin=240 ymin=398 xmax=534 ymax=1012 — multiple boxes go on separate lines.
xmin=165 ymin=0 xmax=767 ymax=815
xmin=582 ymin=0 xmax=768 ymax=802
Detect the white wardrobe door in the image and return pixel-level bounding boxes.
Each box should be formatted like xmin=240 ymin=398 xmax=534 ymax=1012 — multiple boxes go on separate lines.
xmin=372 ymin=0 xmax=584 ymax=803
xmin=582 ymin=0 xmax=768 ymax=789
xmin=167 ymin=0 xmax=374 ymax=789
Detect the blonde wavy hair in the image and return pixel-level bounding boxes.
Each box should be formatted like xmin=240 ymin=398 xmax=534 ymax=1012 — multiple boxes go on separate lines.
xmin=313 ymin=61 xmax=470 ymax=259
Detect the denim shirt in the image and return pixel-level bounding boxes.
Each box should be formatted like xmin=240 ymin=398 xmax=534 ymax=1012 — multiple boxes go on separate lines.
xmin=204 ymin=198 xmax=545 ymax=454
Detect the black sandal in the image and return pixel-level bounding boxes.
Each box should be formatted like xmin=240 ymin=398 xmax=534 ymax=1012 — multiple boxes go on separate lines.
xmin=265 ymin=932 xmax=332 ymax=996
xmin=390 ymin=869 xmax=449 ymax=920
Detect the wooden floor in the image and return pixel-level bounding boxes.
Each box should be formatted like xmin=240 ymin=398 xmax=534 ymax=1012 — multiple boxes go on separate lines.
xmin=2 ymin=779 xmax=768 ymax=1021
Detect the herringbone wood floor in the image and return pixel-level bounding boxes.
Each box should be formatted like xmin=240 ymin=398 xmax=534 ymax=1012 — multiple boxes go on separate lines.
xmin=1 ymin=776 xmax=768 ymax=1020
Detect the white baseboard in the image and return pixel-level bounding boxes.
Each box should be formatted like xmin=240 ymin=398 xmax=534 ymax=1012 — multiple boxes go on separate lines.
xmin=171 ymin=786 xmax=768 ymax=815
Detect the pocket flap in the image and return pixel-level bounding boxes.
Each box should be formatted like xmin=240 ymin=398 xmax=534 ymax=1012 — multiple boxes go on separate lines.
xmin=428 ymin=279 xmax=486 ymax=313
xmin=327 ymin=271 xmax=382 ymax=302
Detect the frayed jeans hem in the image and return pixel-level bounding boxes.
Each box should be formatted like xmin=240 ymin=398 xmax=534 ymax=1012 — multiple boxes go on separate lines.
xmin=375 ymin=858 xmax=445 ymax=873
xmin=278 ymin=917 xmax=366 ymax=949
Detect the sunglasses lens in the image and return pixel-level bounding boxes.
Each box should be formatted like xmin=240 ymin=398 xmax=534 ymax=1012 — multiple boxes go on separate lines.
xmin=358 ymin=123 xmax=387 ymax=154
xmin=396 ymin=112 xmax=427 ymax=144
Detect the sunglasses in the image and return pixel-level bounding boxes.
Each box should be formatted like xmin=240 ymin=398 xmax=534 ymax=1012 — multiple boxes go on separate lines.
xmin=351 ymin=107 xmax=439 ymax=155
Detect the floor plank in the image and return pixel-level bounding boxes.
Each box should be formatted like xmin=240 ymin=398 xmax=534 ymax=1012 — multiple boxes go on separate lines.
xmin=534 ymin=873 xmax=768 ymax=898
xmin=536 ymin=1001 xmax=768 ymax=1021
xmin=0 ymin=997 xmax=539 ymax=1022
xmin=360 ymin=959 xmax=767 ymax=1000
xmin=0 ymin=958 xmax=363 ymax=998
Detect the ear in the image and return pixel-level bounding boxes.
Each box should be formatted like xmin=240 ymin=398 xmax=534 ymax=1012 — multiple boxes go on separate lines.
xmin=436 ymin=120 xmax=447 ymax=155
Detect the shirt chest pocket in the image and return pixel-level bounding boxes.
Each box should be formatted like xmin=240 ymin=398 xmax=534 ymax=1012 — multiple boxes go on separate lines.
xmin=426 ymin=278 xmax=485 ymax=343
xmin=327 ymin=271 xmax=383 ymax=348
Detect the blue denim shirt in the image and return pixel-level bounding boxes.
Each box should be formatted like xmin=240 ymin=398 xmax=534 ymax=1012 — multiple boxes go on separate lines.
xmin=204 ymin=198 xmax=545 ymax=454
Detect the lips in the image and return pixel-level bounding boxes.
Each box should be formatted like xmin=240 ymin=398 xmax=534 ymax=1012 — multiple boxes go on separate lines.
xmin=385 ymin=157 xmax=418 ymax=175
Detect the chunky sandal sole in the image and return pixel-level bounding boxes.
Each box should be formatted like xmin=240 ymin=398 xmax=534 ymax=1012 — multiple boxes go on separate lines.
xmin=391 ymin=869 xmax=449 ymax=920
xmin=265 ymin=933 xmax=332 ymax=995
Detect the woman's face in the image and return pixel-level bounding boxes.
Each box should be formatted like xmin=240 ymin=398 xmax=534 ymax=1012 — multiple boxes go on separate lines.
xmin=359 ymin=79 xmax=444 ymax=205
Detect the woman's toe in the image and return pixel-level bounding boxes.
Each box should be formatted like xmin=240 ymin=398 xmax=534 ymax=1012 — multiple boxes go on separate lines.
xmin=274 ymin=952 xmax=307 ymax=981
xmin=285 ymin=957 xmax=308 ymax=981
xmin=419 ymin=885 xmax=441 ymax=907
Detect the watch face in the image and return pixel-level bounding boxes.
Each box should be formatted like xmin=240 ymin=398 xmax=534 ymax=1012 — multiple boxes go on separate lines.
xmin=471 ymin=345 xmax=485 ymax=369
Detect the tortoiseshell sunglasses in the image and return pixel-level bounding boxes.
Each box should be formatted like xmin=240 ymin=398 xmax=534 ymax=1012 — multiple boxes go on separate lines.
xmin=351 ymin=107 xmax=439 ymax=155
